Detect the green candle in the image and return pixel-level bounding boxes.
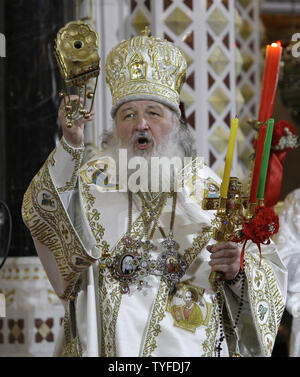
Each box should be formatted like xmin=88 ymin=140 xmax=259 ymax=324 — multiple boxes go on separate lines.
xmin=257 ymin=118 xmax=274 ymax=200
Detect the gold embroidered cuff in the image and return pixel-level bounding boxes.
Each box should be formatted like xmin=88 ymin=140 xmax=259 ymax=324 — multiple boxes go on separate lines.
xmin=48 ymin=137 xmax=84 ymax=193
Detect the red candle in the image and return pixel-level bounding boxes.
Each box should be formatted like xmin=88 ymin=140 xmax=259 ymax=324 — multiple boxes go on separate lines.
xmin=258 ymin=41 xmax=282 ymax=122
xmin=249 ymin=123 xmax=267 ymax=203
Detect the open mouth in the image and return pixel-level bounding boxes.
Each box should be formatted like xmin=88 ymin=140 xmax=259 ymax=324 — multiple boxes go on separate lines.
xmin=135 ymin=136 xmax=152 ymax=150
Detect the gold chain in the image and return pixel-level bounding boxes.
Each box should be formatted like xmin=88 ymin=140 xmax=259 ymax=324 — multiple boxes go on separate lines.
xmin=127 ymin=191 xmax=177 ymax=241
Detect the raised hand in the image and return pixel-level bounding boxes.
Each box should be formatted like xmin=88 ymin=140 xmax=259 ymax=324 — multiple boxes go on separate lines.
xmin=58 ymin=95 xmax=95 ymax=148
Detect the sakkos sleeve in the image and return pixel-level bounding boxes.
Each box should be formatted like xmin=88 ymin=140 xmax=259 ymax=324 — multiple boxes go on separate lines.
xmin=273 ymin=189 xmax=300 ymax=317
xmin=22 ymin=137 xmax=101 ymax=301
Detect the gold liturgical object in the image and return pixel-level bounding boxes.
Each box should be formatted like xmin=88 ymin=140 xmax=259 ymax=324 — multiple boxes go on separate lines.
xmin=55 ymin=20 xmax=100 ymax=128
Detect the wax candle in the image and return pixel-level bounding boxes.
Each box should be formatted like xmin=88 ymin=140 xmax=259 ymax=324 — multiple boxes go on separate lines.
xmin=249 ymin=123 xmax=267 ymax=203
xmin=258 ymin=41 xmax=282 ymax=122
xmin=257 ymin=119 xmax=274 ymax=200
xmin=220 ymin=118 xmax=239 ymax=198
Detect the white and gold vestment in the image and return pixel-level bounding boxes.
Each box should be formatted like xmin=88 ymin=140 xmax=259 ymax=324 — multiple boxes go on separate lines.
xmin=22 ymin=137 xmax=287 ymax=357
xmin=273 ymin=188 xmax=300 ymax=356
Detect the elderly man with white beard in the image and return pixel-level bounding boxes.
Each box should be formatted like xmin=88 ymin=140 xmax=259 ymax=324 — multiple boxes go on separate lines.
xmin=22 ymin=32 xmax=286 ymax=358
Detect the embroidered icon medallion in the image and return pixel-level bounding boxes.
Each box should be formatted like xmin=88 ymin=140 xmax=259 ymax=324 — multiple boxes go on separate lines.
xmin=166 ymin=283 xmax=213 ymax=333
xmin=106 ymin=235 xmax=187 ymax=294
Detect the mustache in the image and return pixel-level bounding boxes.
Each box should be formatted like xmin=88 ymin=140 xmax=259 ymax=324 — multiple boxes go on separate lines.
xmin=130 ymin=130 xmax=155 ymax=148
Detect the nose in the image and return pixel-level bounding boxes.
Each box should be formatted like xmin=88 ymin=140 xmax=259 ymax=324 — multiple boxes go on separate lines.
xmin=135 ymin=116 xmax=149 ymax=131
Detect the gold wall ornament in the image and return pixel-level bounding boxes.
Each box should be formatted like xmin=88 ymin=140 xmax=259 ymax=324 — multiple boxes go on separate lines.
xmin=55 ymin=20 xmax=100 ymax=128
xmin=105 ymin=29 xmax=187 ymax=117
xmin=164 ymin=7 xmax=193 ymax=36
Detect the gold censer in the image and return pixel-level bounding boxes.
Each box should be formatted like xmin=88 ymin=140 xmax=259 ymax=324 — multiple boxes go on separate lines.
xmin=55 ymin=20 xmax=100 ymax=128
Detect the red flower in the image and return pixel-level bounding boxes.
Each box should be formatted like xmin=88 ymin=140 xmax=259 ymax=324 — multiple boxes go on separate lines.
xmin=252 ymin=120 xmax=298 ymax=154
xmin=271 ymin=120 xmax=298 ymax=153
xmin=232 ymin=206 xmax=279 ymax=270
xmin=241 ymin=207 xmax=279 ymax=244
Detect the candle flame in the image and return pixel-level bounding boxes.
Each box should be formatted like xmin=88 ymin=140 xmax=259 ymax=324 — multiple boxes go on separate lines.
xmin=271 ymin=41 xmax=281 ymax=47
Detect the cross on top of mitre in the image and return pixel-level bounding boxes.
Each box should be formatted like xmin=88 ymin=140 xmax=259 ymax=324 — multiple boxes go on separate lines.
xmin=141 ymin=26 xmax=152 ymax=37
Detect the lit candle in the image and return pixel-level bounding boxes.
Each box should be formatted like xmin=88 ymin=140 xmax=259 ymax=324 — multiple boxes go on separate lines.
xmin=257 ymin=118 xmax=274 ymax=200
xmin=220 ymin=118 xmax=239 ymax=198
xmin=258 ymin=41 xmax=282 ymax=122
xmin=249 ymin=123 xmax=267 ymax=203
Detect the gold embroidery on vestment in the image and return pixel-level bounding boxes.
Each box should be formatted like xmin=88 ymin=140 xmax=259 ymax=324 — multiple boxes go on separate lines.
xmin=166 ymin=283 xmax=213 ymax=333
xmin=142 ymin=279 xmax=169 ymax=357
xmin=244 ymin=251 xmax=285 ymax=356
xmin=58 ymin=138 xmax=84 ymax=192
xmin=22 ymin=159 xmax=97 ymax=300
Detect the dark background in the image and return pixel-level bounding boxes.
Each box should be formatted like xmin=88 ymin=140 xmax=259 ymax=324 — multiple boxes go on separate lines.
xmin=0 ymin=0 xmax=75 ymax=257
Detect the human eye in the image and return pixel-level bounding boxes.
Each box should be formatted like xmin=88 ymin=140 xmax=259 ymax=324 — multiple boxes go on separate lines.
xmin=123 ymin=112 xmax=135 ymax=120
xmin=148 ymin=110 xmax=161 ymax=118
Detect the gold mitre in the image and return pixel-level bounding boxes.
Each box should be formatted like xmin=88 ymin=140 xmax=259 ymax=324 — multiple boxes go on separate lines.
xmin=105 ymin=28 xmax=187 ymax=117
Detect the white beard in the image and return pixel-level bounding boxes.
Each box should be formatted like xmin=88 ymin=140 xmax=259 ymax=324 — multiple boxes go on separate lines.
xmin=99 ymin=122 xmax=185 ymax=193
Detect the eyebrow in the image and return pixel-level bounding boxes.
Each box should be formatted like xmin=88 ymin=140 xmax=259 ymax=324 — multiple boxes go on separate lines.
xmin=145 ymin=104 xmax=164 ymax=112
xmin=119 ymin=106 xmax=136 ymax=114
xmin=118 ymin=103 xmax=164 ymax=115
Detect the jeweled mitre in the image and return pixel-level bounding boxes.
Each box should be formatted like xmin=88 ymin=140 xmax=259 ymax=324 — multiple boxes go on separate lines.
xmin=105 ymin=32 xmax=187 ymax=117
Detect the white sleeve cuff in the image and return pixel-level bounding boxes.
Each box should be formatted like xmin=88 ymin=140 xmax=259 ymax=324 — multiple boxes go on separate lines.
xmin=48 ymin=137 xmax=84 ymax=192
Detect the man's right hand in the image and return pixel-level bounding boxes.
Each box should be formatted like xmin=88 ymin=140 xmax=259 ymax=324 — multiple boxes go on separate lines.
xmin=58 ymin=95 xmax=95 ymax=148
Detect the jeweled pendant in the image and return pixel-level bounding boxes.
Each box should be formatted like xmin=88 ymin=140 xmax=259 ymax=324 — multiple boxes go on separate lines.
xmin=120 ymin=284 xmax=130 ymax=294
xmin=156 ymin=235 xmax=187 ymax=293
